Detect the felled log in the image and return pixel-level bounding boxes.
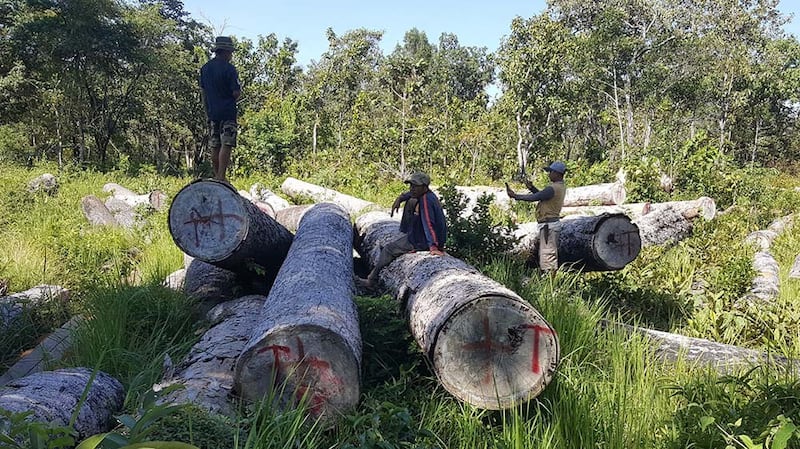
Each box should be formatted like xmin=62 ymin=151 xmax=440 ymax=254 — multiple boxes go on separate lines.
xmin=634 ymin=205 xmax=693 ymax=247
xmin=274 ymin=205 xmax=313 ymax=232
xmin=163 ymin=269 xmax=186 ymax=291
xmin=168 ymin=179 xmax=293 ymax=283
xmin=0 ymin=367 xmax=124 ymax=439
xmin=280 ymin=177 xmax=378 ymax=216
xmin=102 ymin=182 xmax=138 ymax=197
xmin=155 ymin=296 xmax=265 ymax=418
xmin=81 ymin=195 xmax=118 ymax=226
xmin=790 ymin=254 xmax=800 ymax=280
xmin=182 ymin=256 xmax=266 ymax=316
xmin=27 ymin=173 xmax=58 ymax=195
xmin=607 ymin=321 xmax=796 ymax=374
xmin=560 ymin=196 xmax=716 ymax=221
xmin=0 ymin=316 xmax=84 ymax=387
xmin=250 ymin=183 xmax=291 ymax=212
xmin=0 ymin=285 xmax=70 ymax=328
xmin=356 ymin=211 xmax=559 ymax=410
xmin=741 ymin=214 xmax=794 ymax=302
xmin=235 ymin=203 xmax=362 ymax=421
xmin=515 ymin=214 xmax=641 ymax=271
xmin=563 ymin=182 xmax=626 ymax=206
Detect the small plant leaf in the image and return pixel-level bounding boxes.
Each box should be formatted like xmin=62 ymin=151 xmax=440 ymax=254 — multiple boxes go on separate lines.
xmin=772 ymin=421 xmax=796 ymax=449
xmin=699 ymin=416 xmax=715 ymax=430
xmin=75 ymin=433 xmax=109 ymax=449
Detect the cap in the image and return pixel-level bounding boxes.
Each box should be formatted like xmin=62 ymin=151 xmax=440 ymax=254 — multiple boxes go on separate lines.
xmin=405 ymin=172 xmax=431 ymax=186
xmin=211 ymin=36 xmax=236 ymax=52
xmin=543 ymin=161 xmax=567 ymax=174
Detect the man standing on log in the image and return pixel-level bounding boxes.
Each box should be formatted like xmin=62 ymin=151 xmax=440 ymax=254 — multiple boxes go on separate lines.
xmin=200 ymin=36 xmax=241 ymax=182
xmin=506 ymin=161 xmax=567 ymax=273
xmin=358 ymin=172 xmax=447 ymax=290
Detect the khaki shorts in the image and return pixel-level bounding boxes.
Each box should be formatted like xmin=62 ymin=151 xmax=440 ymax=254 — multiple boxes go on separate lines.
xmin=539 ymin=223 xmax=560 ymax=271
xmin=208 ymin=120 xmax=237 ymax=148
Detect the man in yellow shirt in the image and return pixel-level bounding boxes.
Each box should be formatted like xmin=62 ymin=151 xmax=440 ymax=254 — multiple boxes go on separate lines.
xmin=506 ymin=161 xmax=567 ymax=272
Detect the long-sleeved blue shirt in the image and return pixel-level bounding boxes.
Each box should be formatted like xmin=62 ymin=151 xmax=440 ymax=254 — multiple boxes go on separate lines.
xmin=407 ymin=191 xmax=447 ymax=250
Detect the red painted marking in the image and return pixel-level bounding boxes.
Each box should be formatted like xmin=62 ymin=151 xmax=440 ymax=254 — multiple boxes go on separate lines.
xmin=462 ymin=315 xmax=513 ymax=385
xmin=182 ymin=198 xmax=244 ymax=247
xmin=522 ymin=325 xmax=555 ymax=374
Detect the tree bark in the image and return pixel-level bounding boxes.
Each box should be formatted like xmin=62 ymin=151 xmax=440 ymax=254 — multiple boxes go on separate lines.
xmin=168 ymin=179 xmax=293 ymax=283
xmin=155 ymin=296 xmax=265 ymax=418
xmin=515 ymin=214 xmax=641 ymax=271
xmin=0 ymin=285 xmax=70 ymax=328
xmin=183 ymin=256 xmax=267 ymax=316
xmin=563 ymin=182 xmax=626 ymax=206
xmin=560 ymin=196 xmax=717 ymax=221
xmin=235 ymin=203 xmax=362 ymax=421
xmin=634 ymin=205 xmax=694 ymax=247
xmin=0 ymin=368 xmax=124 ymax=440
xmin=27 ymin=173 xmax=58 ymax=195
xmin=280 ymin=177 xmax=380 ymax=216
xmin=81 ymin=195 xmax=118 ymax=227
xmin=249 ymin=183 xmax=291 ymax=212
xmin=356 ymin=211 xmax=559 ymax=410
xmin=274 ymin=205 xmax=313 ymax=233
xmin=790 ymin=254 xmax=800 ymax=280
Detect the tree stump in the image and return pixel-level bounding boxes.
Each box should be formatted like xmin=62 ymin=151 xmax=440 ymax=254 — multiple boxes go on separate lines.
xmin=235 ymin=203 xmax=362 ymax=421
xmin=0 ymin=367 xmax=124 ymax=439
xmin=155 ymin=296 xmax=265 ymax=418
xmin=516 ymin=214 xmax=641 ymax=271
xmin=356 ymin=211 xmax=559 ymax=410
xmin=168 ymin=179 xmax=293 ymax=283
xmin=81 ymin=195 xmax=118 ymax=227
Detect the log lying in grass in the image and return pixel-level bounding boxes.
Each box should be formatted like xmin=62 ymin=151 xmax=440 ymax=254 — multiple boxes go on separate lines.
xmin=514 ymin=214 xmax=641 ymax=271
xmin=235 ymin=203 xmax=362 ymax=421
xmin=280 ymin=177 xmax=379 ymax=216
xmin=0 ymin=285 xmax=70 ymax=328
xmin=182 ymin=256 xmax=267 ymax=315
xmin=560 ymin=196 xmax=717 ymax=221
xmin=102 ymin=183 xmax=167 ymax=211
xmin=27 ymin=173 xmax=58 ymax=195
xmin=164 ymin=268 xmax=186 ymax=291
xmin=250 ymin=183 xmax=292 ymax=212
xmin=607 ymin=321 xmax=797 ymax=374
xmin=81 ymin=195 xmax=118 ymax=226
xmin=356 ymin=211 xmax=559 ymax=410
xmin=0 ymin=367 xmax=124 ymax=439
xmin=741 ymin=214 xmax=795 ymax=302
xmin=274 ymin=205 xmax=313 ymax=233
xmin=0 ymin=316 xmax=84 ymax=387
xmin=156 ymin=296 xmax=265 ymax=417
xmin=168 ymin=179 xmax=293 ymax=282
xmin=634 ymin=205 xmax=693 ymax=247
xmin=563 ymin=182 xmax=626 ymax=206
xmin=790 ymin=254 xmax=800 ymax=280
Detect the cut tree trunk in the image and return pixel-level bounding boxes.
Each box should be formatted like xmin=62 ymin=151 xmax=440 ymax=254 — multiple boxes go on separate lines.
xmin=0 ymin=367 xmax=124 ymax=439
xmin=789 ymin=254 xmax=800 ymax=279
xmin=0 ymin=316 xmax=84 ymax=386
xmin=168 ymin=179 xmax=293 ymax=283
xmin=515 ymin=214 xmax=641 ymax=271
xmin=155 ymin=296 xmax=265 ymax=418
xmin=563 ymin=182 xmax=626 ymax=206
xmin=81 ymin=195 xmax=118 ymax=226
xmin=102 ymin=182 xmax=137 ymax=197
xmin=607 ymin=321 xmax=797 ymax=374
xmin=274 ymin=205 xmax=313 ymax=232
xmin=27 ymin=173 xmax=58 ymax=195
xmin=560 ymin=196 xmax=716 ymax=221
xmin=235 ymin=203 xmax=362 ymax=421
xmin=634 ymin=205 xmax=694 ymax=247
xmin=183 ymin=256 xmax=267 ymax=316
xmin=0 ymin=285 xmax=70 ymax=328
xmin=356 ymin=211 xmax=559 ymax=410
xmin=250 ymin=183 xmax=291 ymax=212
xmin=280 ymin=177 xmax=379 ymax=216
xmin=740 ymin=214 xmax=794 ymax=302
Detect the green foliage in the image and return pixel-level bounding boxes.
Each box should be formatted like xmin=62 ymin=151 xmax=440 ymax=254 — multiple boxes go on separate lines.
xmin=0 ymin=124 xmax=34 ymax=165
xmin=438 ymin=184 xmax=517 ymax=265
xmin=620 ymin=156 xmax=671 ymax=203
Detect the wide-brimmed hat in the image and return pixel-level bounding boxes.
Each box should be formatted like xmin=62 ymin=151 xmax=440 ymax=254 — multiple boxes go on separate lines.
xmin=212 ymin=36 xmax=236 ymax=52
xmin=405 ymin=172 xmax=431 ymax=186
xmin=543 ymin=161 xmax=567 ymax=174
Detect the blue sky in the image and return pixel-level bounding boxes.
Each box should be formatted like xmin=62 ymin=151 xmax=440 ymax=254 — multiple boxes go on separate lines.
xmin=183 ymin=0 xmax=800 ymax=68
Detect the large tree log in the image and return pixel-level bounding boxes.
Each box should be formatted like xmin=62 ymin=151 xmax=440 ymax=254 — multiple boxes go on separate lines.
xmin=563 ymin=182 xmax=626 ymax=206
xmin=740 ymin=214 xmax=794 ymax=302
xmin=0 ymin=285 xmax=70 ymax=328
xmin=274 ymin=205 xmax=313 ymax=233
xmin=250 ymin=183 xmax=292 ymax=212
xmin=560 ymin=196 xmax=717 ymax=221
xmin=0 ymin=368 xmax=124 ymax=439
xmin=155 ymin=296 xmax=265 ymax=418
xmin=280 ymin=177 xmax=379 ymax=216
xmin=356 ymin=211 xmax=559 ymax=410
xmin=81 ymin=195 xmax=118 ymax=226
xmin=789 ymin=254 xmax=800 ymax=280
xmin=634 ymin=205 xmax=693 ymax=247
xmin=27 ymin=173 xmax=58 ymax=195
xmin=515 ymin=214 xmax=641 ymax=271
xmin=0 ymin=316 xmax=84 ymax=386
xmin=607 ymin=321 xmax=797 ymax=374
xmin=168 ymin=179 xmax=293 ymax=282
xmin=182 ymin=256 xmax=267 ymax=315
xmin=235 ymin=203 xmax=362 ymax=421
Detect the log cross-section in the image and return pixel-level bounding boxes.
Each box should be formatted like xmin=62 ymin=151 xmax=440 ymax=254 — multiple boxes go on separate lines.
xmin=234 ymin=203 xmax=362 ymax=421
xmin=168 ymin=179 xmax=293 ymax=282
xmin=356 ymin=211 xmax=559 ymax=410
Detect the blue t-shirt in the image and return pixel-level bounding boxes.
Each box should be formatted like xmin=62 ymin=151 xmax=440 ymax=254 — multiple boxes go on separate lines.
xmin=200 ymin=58 xmax=241 ymax=121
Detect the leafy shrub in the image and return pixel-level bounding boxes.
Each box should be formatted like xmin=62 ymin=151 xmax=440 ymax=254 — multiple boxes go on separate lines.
xmin=621 ymin=156 xmax=671 ymax=203
xmin=438 ymin=184 xmax=517 ymax=265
